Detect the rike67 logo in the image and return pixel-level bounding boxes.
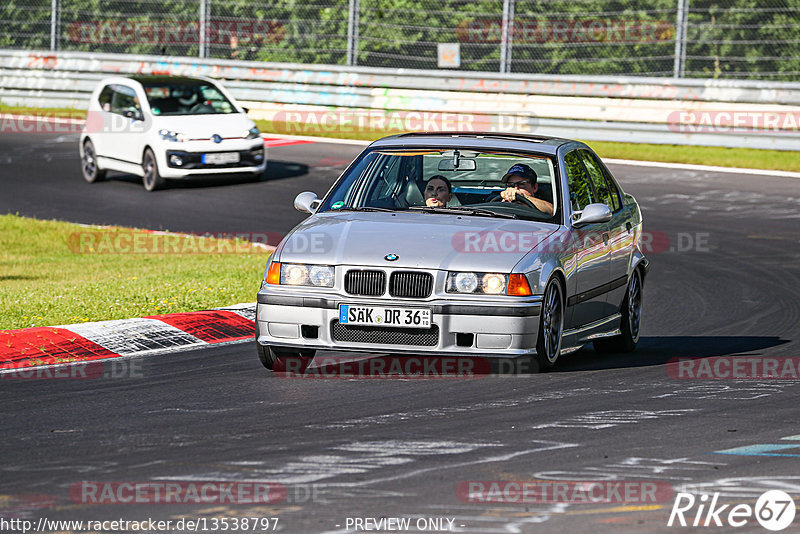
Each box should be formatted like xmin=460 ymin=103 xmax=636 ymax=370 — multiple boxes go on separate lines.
xmin=668 ymin=490 xmax=796 ymax=531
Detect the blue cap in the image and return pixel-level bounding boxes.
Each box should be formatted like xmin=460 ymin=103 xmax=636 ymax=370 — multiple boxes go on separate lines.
xmin=502 ymin=163 xmax=537 ymax=184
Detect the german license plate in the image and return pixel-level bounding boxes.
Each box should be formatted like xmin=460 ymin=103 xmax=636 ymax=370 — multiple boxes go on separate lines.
xmin=339 ymin=304 xmax=431 ymax=328
xmin=202 ymin=152 xmax=240 ymax=164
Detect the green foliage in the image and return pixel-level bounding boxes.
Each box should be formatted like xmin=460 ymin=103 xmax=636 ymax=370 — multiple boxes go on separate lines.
xmin=1 ymin=0 xmax=797 ymax=79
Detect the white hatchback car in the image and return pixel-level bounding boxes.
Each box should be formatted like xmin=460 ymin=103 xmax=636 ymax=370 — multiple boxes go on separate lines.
xmin=79 ymin=75 xmax=266 ymax=191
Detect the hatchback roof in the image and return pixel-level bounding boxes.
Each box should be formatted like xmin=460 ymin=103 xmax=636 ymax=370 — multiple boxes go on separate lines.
xmin=129 ymin=75 xmax=209 ymax=86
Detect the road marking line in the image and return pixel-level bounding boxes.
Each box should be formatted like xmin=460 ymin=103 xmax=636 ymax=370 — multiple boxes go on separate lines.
xmin=715 ymin=444 xmax=800 ymax=457
xmin=603 ymin=157 xmax=800 ymax=179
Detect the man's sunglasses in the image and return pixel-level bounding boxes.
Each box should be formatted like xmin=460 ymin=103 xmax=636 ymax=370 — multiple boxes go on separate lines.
xmin=507 ymin=179 xmax=532 ymax=188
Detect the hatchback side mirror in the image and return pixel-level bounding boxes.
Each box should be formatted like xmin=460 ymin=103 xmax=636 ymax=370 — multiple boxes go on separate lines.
xmin=294 ymin=191 xmax=321 ymax=214
xmin=572 ymin=203 xmax=612 ymax=227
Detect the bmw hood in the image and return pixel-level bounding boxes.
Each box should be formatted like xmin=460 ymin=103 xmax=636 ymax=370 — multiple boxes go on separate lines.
xmin=276 ymin=211 xmax=559 ymax=272
xmin=151 ymin=113 xmax=255 ymax=139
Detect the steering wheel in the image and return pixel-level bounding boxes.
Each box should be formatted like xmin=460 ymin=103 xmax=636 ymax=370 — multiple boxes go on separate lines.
xmin=489 ymin=192 xmax=537 ymax=210
xmin=189 ymin=102 xmax=214 ymax=114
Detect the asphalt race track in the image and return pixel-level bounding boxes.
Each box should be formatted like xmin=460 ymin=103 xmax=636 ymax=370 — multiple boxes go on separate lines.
xmin=2 ymin=132 xmax=800 ymax=533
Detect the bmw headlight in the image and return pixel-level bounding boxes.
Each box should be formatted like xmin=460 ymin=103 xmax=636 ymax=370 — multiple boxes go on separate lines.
xmin=244 ymin=126 xmax=261 ymax=140
xmin=268 ymin=263 xmax=334 ymax=287
xmin=159 ymin=129 xmax=188 ymax=142
xmin=453 ymin=272 xmax=478 ymax=293
xmin=481 ymin=273 xmax=506 ymax=294
xmin=446 ymin=272 xmax=532 ymax=296
xmin=308 ymin=265 xmax=334 ymax=287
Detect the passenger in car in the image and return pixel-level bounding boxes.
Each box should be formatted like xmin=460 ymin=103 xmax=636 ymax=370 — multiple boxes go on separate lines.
xmin=424 ymin=175 xmax=453 ymax=207
xmin=500 ymin=164 xmax=554 ymax=215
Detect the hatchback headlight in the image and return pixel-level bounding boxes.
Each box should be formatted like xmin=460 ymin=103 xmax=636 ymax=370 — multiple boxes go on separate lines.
xmin=159 ymin=129 xmax=188 ymax=142
xmin=446 ymin=272 xmax=532 ymax=296
xmin=266 ymin=262 xmax=334 ymax=287
xmin=244 ymin=126 xmax=261 ymax=140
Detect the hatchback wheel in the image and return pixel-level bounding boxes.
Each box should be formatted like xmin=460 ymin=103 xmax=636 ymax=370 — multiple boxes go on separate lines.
xmin=81 ymin=140 xmax=106 ymax=183
xmin=142 ymin=148 xmax=166 ymax=191
xmin=534 ymin=277 xmax=564 ymax=371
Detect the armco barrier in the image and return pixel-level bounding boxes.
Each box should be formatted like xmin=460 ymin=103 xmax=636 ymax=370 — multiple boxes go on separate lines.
xmin=2 ymin=49 xmax=799 ymax=150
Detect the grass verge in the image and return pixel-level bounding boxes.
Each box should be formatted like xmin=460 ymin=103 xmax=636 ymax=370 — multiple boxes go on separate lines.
xmin=0 ymin=104 xmax=86 ymax=120
xmin=4 ymin=105 xmax=800 ymax=172
xmin=0 ymin=214 xmax=270 ymax=330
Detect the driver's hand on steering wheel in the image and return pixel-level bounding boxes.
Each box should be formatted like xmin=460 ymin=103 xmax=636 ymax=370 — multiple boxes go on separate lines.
xmin=500 ymin=187 xmax=532 ymax=203
xmin=426 ymin=197 xmax=446 ymax=207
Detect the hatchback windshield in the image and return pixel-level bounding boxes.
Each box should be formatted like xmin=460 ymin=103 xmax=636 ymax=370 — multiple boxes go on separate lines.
xmin=142 ymin=82 xmax=237 ymax=115
xmin=318 ymin=149 xmax=559 ymax=221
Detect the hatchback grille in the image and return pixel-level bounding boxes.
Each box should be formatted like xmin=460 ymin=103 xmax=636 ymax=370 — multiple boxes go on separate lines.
xmin=389 ymin=271 xmax=433 ymax=298
xmin=344 ymin=270 xmax=386 ymax=296
xmin=331 ymin=321 xmax=439 ymax=346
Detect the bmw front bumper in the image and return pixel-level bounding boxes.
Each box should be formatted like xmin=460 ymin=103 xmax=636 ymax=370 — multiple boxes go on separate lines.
xmin=255 ymin=290 xmax=543 ymax=357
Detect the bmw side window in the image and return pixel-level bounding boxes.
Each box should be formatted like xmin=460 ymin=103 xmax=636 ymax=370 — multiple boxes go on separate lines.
xmin=110 ymin=85 xmax=141 ymax=119
xmin=599 ymin=163 xmax=622 ymax=212
xmin=578 ymin=150 xmax=615 ymax=210
xmin=364 ymin=155 xmax=402 ymax=206
xmin=318 ymin=151 xmax=379 ymax=211
xmin=564 ymin=151 xmax=595 ymax=212
xmin=98 ymin=86 xmax=114 ymax=112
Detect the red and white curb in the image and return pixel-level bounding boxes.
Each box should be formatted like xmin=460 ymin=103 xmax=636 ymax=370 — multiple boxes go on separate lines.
xmin=0 ymin=303 xmax=256 ymax=373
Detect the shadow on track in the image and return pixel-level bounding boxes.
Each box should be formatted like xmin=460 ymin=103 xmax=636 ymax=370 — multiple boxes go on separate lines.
xmin=262 ymin=336 xmax=790 ymax=378
xmin=103 ymin=159 xmax=310 ymax=190
xmin=555 ymin=335 xmax=790 ymax=373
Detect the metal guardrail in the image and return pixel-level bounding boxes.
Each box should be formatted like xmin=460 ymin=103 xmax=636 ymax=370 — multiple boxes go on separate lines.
xmin=2 ymin=49 xmax=799 ymax=150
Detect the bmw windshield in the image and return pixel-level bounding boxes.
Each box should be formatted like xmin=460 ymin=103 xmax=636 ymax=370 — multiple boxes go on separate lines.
xmin=318 ymin=149 xmax=559 ymax=222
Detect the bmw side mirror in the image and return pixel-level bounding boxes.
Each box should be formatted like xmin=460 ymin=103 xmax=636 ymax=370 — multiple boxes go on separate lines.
xmin=572 ymin=203 xmax=612 ymax=227
xmin=294 ymin=191 xmax=321 ymax=214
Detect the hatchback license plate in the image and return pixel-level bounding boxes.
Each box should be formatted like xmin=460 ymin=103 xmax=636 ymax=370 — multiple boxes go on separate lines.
xmin=202 ymin=152 xmax=240 ymax=164
xmin=339 ymin=305 xmax=431 ymax=328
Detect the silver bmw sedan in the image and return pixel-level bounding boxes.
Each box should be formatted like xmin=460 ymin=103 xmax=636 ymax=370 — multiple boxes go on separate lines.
xmin=255 ymin=132 xmax=648 ymax=372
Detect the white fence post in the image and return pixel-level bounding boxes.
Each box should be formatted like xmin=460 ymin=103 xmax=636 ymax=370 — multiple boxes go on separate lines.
xmin=673 ymin=0 xmax=689 ymax=77
xmin=500 ymin=0 xmax=515 ymax=73
xmin=199 ymin=0 xmax=208 ymax=58
xmin=50 ymin=0 xmax=60 ymax=51
xmin=347 ymin=0 xmax=360 ymax=66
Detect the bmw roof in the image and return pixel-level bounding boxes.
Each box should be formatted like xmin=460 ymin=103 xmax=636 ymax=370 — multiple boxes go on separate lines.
xmin=368 ymin=132 xmax=580 ymax=156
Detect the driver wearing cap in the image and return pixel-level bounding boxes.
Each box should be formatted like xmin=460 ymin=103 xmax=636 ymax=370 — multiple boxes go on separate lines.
xmin=500 ymin=163 xmax=554 ymax=215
